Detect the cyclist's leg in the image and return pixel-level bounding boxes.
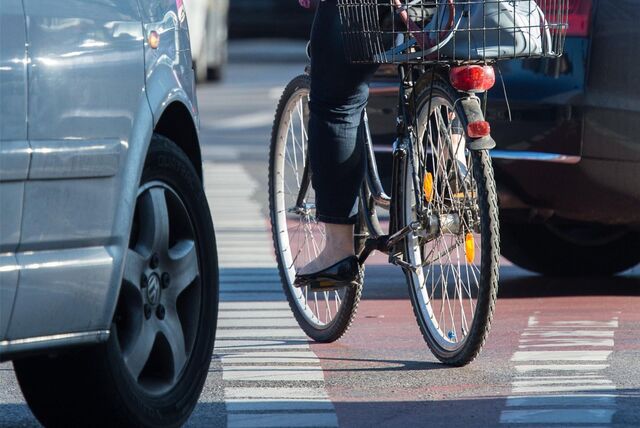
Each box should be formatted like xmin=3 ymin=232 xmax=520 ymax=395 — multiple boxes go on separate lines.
xmin=303 ymin=0 xmax=378 ymax=273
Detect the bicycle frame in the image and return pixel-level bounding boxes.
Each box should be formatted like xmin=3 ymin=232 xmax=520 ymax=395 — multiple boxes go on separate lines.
xmin=292 ymin=61 xmax=496 ymax=269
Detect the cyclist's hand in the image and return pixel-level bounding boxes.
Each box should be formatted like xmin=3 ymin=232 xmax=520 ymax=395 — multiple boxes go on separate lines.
xmin=298 ymin=0 xmax=312 ymax=8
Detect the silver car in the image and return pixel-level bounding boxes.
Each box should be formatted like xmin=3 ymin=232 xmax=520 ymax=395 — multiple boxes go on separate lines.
xmin=0 ymin=0 xmax=218 ymax=426
xmin=185 ymin=0 xmax=228 ymax=81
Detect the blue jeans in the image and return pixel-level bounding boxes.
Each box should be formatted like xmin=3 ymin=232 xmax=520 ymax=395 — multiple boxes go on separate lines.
xmin=308 ymin=0 xmax=379 ymax=225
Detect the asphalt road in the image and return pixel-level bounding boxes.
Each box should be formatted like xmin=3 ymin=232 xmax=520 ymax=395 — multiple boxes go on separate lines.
xmin=1 ymin=41 xmax=639 ymax=428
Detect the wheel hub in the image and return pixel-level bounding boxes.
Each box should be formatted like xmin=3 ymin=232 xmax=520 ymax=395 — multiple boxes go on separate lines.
xmin=146 ymin=273 xmax=162 ymax=306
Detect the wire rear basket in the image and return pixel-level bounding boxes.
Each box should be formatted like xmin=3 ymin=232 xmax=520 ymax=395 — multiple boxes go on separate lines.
xmin=337 ymin=0 xmax=569 ymax=64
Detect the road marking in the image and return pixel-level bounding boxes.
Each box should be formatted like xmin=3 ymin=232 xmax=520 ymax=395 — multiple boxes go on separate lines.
xmin=515 ymin=364 xmax=609 ymax=373
xmin=226 ymin=400 xmax=334 ymax=412
xmin=506 ymin=394 xmax=617 ymax=407
xmin=218 ymin=318 xmax=300 ymax=328
xmin=218 ymin=310 xmax=293 ymax=319
xmin=215 ymin=339 xmax=311 ymax=351
xmin=512 ymin=350 xmax=612 ymax=361
xmin=518 ymin=338 xmax=614 ymax=348
xmin=227 ymin=412 xmax=338 ymax=428
xmin=222 ymin=351 xmax=320 ymax=364
xmin=500 ymin=409 xmax=615 ymax=424
xmin=226 ymin=388 xmax=329 ymax=400
xmin=501 ymin=313 xmax=618 ymax=425
xmin=223 ymin=366 xmax=325 ymax=382
xmin=205 ymin=163 xmax=336 ymax=427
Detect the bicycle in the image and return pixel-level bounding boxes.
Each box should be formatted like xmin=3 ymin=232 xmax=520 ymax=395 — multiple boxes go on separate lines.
xmin=269 ymin=0 xmax=567 ymax=366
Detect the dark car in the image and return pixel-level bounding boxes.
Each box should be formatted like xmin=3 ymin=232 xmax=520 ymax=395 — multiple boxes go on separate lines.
xmin=368 ymin=0 xmax=640 ymax=276
xmin=230 ymin=0 xmax=314 ymax=39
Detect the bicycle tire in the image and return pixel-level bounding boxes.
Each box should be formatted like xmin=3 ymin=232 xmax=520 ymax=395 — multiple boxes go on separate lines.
xmin=400 ymin=79 xmax=500 ymax=366
xmin=268 ymin=74 xmax=362 ymax=343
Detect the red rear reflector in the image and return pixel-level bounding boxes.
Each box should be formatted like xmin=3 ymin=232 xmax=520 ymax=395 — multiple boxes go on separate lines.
xmin=449 ymin=66 xmax=496 ymax=93
xmin=467 ymin=121 xmax=491 ymax=138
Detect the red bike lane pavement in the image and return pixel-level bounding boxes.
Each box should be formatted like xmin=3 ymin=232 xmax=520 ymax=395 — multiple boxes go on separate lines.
xmin=310 ymin=261 xmax=640 ymax=427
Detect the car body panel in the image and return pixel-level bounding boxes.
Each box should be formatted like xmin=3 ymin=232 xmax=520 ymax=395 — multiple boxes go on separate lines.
xmin=582 ymin=0 xmax=640 ymax=162
xmin=2 ymin=0 xmax=147 ymax=341
xmin=0 ymin=0 xmax=201 ymax=357
xmin=0 ymin=0 xmax=28 ymax=339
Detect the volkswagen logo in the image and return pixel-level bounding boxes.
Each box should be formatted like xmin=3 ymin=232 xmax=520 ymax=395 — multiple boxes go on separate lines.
xmin=147 ymin=273 xmax=161 ymax=305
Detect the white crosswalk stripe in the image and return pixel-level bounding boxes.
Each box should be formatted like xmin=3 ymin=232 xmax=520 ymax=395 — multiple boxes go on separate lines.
xmin=204 ymin=162 xmax=337 ymax=427
xmin=500 ymin=312 xmax=619 ymax=426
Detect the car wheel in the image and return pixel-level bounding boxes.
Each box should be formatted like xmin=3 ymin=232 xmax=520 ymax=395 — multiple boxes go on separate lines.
xmin=13 ymin=134 xmax=219 ymax=428
xmin=206 ymin=65 xmax=223 ymax=82
xmin=500 ymin=220 xmax=640 ymax=276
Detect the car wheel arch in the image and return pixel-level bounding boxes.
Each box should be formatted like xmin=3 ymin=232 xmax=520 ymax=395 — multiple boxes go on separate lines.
xmin=153 ymin=101 xmax=203 ymax=182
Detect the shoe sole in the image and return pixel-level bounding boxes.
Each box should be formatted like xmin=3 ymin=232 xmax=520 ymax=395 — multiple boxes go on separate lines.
xmin=294 ymin=277 xmax=361 ymax=292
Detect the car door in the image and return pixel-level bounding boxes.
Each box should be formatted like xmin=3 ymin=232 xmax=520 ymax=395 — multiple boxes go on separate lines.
xmin=5 ymin=0 xmax=147 ymax=339
xmin=0 ymin=0 xmax=28 ymax=340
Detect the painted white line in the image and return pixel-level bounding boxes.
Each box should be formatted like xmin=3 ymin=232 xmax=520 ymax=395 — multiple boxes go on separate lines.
xmin=205 ymin=111 xmax=274 ymax=130
xmin=522 ymin=330 xmax=614 ymax=338
xmin=506 ymin=394 xmax=617 ymax=407
xmin=220 ymin=285 xmax=282 ymax=293
xmin=515 ymin=375 xmax=606 ymax=380
xmin=511 ymin=385 xmax=616 ymax=394
xmin=499 ymin=409 xmax=615 ymax=424
xmin=225 ymin=387 xmax=328 ymax=400
xmin=218 ymin=311 xmax=293 ymax=319
xmin=546 ymin=320 xmax=619 ymax=328
xmin=216 ymin=328 xmax=306 ymax=339
xmin=219 ymin=293 xmax=284 ymax=302
xmin=222 ymin=351 xmax=320 ymax=365
xmin=511 ymin=350 xmax=612 ymax=362
xmin=218 ymin=318 xmax=299 ymax=328
xmin=215 ymin=339 xmax=310 ymax=351
xmin=226 ymin=400 xmax=333 ymax=412
xmin=518 ymin=339 xmax=614 ymax=348
xmin=227 ymin=412 xmax=338 ymax=428
xmin=223 ymin=366 xmax=325 ymax=382
xmin=515 ymin=364 xmax=609 ymax=373
xmin=220 ymin=301 xmax=292 ymax=311
xmin=512 ymin=379 xmax=613 ymax=386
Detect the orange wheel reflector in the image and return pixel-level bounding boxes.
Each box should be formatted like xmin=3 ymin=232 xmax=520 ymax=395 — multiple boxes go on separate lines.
xmin=465 ymin=233 xmax=475 ymax=264
xmin=423 ymin=172 xmax=434 ymax=203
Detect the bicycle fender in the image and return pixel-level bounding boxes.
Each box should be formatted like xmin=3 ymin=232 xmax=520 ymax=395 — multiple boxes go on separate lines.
xmin=460 ymin=97 xmax=496 ymax=151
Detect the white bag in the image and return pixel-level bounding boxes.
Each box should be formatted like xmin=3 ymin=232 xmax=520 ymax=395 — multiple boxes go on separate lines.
xmin=427 ymin=0 xmax=553 ymax=60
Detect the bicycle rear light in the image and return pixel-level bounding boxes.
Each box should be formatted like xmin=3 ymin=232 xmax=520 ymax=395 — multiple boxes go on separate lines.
xmin=449 ymin=66 xmax=496 ymax=93
xmin=467 ymin=121 xmax=491 ymax=138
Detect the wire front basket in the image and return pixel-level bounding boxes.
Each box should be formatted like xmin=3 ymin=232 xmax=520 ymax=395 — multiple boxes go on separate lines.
xmin=337 ymin=0 xmax=569 ymax=64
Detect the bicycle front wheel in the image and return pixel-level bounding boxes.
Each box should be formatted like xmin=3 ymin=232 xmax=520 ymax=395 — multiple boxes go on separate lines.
xmin=401 ymin=80 xmax=500 ymax=366
xmin=268 ymin=75 xmax=362 ymax=342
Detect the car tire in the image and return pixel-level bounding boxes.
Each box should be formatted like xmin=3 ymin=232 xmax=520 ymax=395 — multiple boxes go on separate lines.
xmin=13 ymin=135 xmax=219 ymax=428
xmin=500 ymin=220 xmax=640 ymax=276
xmin=206 ymin=66 xmax=223 ymax=82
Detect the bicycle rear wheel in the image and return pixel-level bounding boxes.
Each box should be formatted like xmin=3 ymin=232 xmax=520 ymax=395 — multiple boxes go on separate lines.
xmin=401 ymin=80 xmax=500 ymax=366
xmin=268 ymin=75 xmax=362 ymax=342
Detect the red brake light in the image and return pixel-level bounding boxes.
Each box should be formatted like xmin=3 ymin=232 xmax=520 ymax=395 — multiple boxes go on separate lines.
xmin=540 ymin=0 xmax=592 ymax=37
xmin=449 ymin=66 xmax=496 ymax=93
xmin=567 ymin=0 xmax=592 ymax=37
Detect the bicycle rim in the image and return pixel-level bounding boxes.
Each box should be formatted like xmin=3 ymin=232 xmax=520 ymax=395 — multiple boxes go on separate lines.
xmin=269 ymin=75 xmax=361 ymax=341
xmin=402 ymin=84 xmax=499 ymax=365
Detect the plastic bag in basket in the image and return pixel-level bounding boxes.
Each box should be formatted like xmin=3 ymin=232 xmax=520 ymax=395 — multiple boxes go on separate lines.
xmin=425 ymin=0 xmax=554 ymax=60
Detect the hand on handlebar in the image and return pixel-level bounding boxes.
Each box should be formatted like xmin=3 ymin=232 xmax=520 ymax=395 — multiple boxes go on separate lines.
xmin=298 ymin=0 xmax=312 ymax=8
